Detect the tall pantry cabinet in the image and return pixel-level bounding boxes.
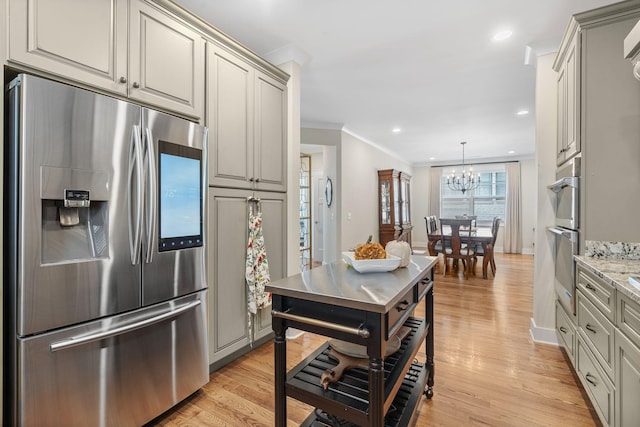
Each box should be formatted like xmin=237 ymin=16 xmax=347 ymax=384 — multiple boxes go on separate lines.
xmin=205 ymin=35 xmax=288 ymax=368
xmin=3 ymin=0 xmax=289 ymax=371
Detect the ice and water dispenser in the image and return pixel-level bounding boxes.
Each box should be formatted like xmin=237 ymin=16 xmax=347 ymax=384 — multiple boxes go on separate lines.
xmin=40 ymin=166 xmax=109 ymax=264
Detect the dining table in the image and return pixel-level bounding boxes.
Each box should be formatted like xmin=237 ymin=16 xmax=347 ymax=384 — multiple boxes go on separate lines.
xmin=427 ymin=226 xmax=494 ymax=279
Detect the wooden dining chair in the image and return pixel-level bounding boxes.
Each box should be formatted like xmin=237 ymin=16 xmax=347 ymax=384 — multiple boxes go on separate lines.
xmin=439 ymin=218 xmax=475 ymax=279
xmin=474 ymin=217 xmax=500 ymax=276
xmin=424 ymin=216 xmax=441 ymax=254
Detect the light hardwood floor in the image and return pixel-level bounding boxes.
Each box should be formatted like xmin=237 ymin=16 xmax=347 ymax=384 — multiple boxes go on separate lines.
xmin=147 ymin=253 xmax=599 ymax=427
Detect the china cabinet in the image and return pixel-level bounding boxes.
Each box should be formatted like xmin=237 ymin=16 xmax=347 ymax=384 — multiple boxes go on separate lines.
xmin=378 ymin=169 xmax=412 ymax=247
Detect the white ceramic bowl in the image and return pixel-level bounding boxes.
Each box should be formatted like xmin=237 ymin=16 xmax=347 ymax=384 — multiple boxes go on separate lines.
xmin=342 ymin=251 xmax=401 ymax=273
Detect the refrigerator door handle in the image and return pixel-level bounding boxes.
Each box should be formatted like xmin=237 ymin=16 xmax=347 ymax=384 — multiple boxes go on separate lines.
xmin=128 ymin=125 xmax=144 ymax=265
xmin=49 ymin=300 xmax=201 ymax=352
xmin=144 ymin=127 xmax=157 ymax=264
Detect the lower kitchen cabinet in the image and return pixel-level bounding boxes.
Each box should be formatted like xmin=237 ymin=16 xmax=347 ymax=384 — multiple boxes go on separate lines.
xmin=207 ymin=187 xmax=286 ymax=368
xmin=556 ymin=300 xmax=576 ymax=364
xmin=576 ymin=334 xmax=615 ymax=426
xmin=615 ymin=330 xmax=640 ymax=427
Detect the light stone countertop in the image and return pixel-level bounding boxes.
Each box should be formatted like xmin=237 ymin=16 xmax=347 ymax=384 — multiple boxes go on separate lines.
xmin=575 ymin=241 xmax=640 ymax=304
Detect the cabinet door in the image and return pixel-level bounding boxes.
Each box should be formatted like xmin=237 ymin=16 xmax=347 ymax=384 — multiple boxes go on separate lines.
xmin=207 ymin=43 xmax=253 ymax=189
xmin=129 ymin=0 xmax=205 ymax=119
xmin=207 ymin=188 xmax=286 ymax=364
xmin=564 ymin=34 xmax=580 ymax=161
xmin=254 ymin=71 xmax=287 ymax=192
xmin=556 ymin=64 xmax=567 ymax=165
xmin=254 ymin=193 xmax=287 ymax=338
xmin=615 ymin=330 xmax=640 ymax=427
xmin=8 ymin=0 xmax=128 ymax=94
xmin=208 ymin=188 xmax=250 ymax=363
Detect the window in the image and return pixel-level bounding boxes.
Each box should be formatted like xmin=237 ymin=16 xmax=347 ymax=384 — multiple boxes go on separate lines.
xmin=440 ymin=166 xmax=506 ymax=227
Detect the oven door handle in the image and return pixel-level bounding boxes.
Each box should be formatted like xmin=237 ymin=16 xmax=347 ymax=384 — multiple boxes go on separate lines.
xmin=547 ymin=176 xmax=578 ymax=192
xmin=547 ymin=226 xmax=578 ymax=242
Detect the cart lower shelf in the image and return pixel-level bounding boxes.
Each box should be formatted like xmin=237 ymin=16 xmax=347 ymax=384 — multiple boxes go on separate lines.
xmin=286 ymin=317 xmax=430 ymax=426
xmin=300 ymin=361 xmax=428 ymax=427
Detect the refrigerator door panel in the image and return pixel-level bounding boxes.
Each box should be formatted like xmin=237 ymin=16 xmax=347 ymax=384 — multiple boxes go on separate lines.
xmin=9 ymin=74 xmax=142 ymax=336
xmin=141 ymin=108 xmax=207 ymax=305
xmin=17 ymin=291 xmax=209 ymax=427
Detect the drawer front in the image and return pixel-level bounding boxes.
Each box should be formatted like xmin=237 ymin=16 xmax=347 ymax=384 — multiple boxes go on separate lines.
xmin=417 ymin=278 xmax=433 ymax=301
xmin=577 ymin=266 xmax=616 ymax=323
xmin=556 ymin=300 xmax=576 ymax=360
xmin=617 ymin=292 xmax=640 ymax=350
xmin=577 ymin=291 xmax=615 ymax=380
xmin=577 ymin=336 xmax=615 ymax=426
xmin=386 ymin=287 xmax=416 ymax=339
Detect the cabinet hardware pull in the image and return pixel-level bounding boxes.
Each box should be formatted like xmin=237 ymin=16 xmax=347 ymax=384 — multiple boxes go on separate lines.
xmin=271 ymin=309 xmax=370 ymax=338
xmin=255 ymin=178 xmax=260 ymax=182
xmin=396 ymin=300 xmax=410 ymax=312
xmin=559 ymin=326 xmax=568 ymax=334
xmin=585 ymin=283 xmax=596 ymax=292
xmin=119 ymin=76 xmax=127 ymax=83
xmin=132 ymin=82 xmax=140 ymax=89
xmin=585 ymin=373 xmax=597 ymax=387
xmin=585 ymin=324 xmax=597 ymax=334
xmin=249 ymin=178 xmax=254 ymax=182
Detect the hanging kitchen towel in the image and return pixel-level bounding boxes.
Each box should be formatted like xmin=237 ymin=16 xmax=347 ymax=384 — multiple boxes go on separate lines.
xmin=246 ymin=207 xmax=272 ymax=344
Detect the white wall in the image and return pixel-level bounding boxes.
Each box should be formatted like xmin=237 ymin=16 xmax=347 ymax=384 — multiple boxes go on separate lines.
xmin=339 ymin=132 xmax=411 ymax=251
xmin=410 ymin=166 xmax=431 ymax=247
xmin=532 ymin=52 xmax=559 ymax=344
xmin=279 ymin=61 xmax=302 ymax=277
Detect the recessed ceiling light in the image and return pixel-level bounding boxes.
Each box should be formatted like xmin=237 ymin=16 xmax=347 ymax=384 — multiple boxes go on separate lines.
xmin=508 ymin=150 xmax=516 ymax=154
xmin=492 ymin=30 xmax=513 ymax=41
xmin=392 ymin=127 xmax=401 ymax=133
xmin=516 ymin=110 xmax=529 ymax=116
xmin=429 ymin=157 xmax=436 ymax=161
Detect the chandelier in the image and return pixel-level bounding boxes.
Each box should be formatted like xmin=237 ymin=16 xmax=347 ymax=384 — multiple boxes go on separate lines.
xmin=446 ymin=141 xmax=480 ymax=194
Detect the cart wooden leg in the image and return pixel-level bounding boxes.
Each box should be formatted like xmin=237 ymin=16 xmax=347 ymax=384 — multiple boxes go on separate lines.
xmin=369 ymin=357 xmax=385 ymax=427
xmin=274 ymin=322 xmax=287 ymax=427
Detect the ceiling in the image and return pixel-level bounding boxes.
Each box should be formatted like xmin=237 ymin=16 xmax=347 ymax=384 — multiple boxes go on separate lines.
xmin=174 ymin=0 xmax=618 ymax=165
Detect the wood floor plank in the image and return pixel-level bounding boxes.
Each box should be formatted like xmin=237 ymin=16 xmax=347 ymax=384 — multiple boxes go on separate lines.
xmin=147 ymin=253 xmax=599 ymax=427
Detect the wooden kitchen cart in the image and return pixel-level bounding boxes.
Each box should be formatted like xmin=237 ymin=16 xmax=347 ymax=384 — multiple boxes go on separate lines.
xmin=267 ymin=256 xmax=437 ymax=426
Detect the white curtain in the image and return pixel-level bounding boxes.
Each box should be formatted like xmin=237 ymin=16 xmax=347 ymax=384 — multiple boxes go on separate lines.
xmin=429 ymin=167 xmax=442 ymax=218
xmin=504 ymin=162 xmax=522 ymax=253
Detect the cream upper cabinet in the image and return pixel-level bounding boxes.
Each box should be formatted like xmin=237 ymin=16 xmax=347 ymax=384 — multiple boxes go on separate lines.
xmin=129 ymin=1 xmax=204 ymax=118
xmin=554 ymin=29 xmax=580 ymax=166
xmin=8 ymin=0 xmax=128 ymax=94
xmin=8 ymin=0 xmax=204 ymax=119
xmin=207 ymin=42 xmax=287 ymax=191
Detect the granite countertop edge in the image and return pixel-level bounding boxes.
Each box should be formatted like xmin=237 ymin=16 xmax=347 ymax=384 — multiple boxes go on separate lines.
xmin=574 ymin=255 xmax=640 ymax=304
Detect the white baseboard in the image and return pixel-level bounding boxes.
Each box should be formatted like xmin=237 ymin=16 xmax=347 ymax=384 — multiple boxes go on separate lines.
xmin=529 ymin=317 xmax=559 ymax=346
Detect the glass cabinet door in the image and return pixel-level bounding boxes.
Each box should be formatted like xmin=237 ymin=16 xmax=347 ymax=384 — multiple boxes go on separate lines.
xmin=380 ymin=179 xmax=391 ymax=225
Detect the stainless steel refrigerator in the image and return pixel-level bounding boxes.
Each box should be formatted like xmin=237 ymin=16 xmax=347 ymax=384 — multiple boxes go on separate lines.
xmin=5 ymin=74 xmax=209 ymax=426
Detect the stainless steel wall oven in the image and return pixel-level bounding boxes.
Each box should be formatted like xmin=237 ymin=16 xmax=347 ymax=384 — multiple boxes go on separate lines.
xmin=548 ymin=157 xmax=580 ymax=316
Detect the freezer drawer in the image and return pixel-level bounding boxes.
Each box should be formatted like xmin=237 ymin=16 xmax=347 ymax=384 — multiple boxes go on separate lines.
xmin=15 ymin=292 xmax=208 ymax=427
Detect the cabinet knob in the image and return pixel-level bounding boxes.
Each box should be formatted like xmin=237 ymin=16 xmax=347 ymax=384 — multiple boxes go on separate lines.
xmin=255 ymin=178 xmax=261 ymax=183
xmin=119 ymin=76 xmax=127 ymax=84
xmin=132 ymin=82 xmax=140 ymax=89
xmin=249 ymin=178 xmax=254 ymax=182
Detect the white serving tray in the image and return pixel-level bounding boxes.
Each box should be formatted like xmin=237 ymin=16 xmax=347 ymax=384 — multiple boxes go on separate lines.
xmin=342 ymin=251 xmax=400 ymax=273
